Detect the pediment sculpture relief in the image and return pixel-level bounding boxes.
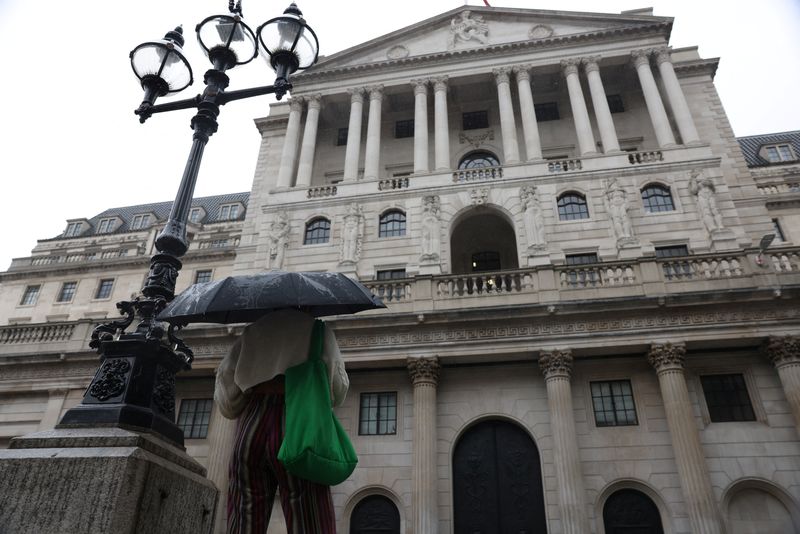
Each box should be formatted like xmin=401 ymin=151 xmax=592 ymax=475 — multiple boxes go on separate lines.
xmin=448 ymin=10 xmax=489 ymax=49
xmin=529 ymin=24 xmax=554 ymax=40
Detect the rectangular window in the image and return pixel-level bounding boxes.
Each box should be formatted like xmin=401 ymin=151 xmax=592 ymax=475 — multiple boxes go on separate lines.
xmin=130 ymin=214 xmax=151 ymax=230
xmin=359 ymin=392 xmax=397 ymax=435
xmin=377 ymin=269 xmax=406 ymax=280
xmin=95 ymin=279 xmax=114 ymax=299
xmin=337 ymin=127 xmax=349 ymax=146
xmin=219 ymin=204 xmax=239 ymax=220
xmin=773 ymin=219 xmax=786 ymax=242
xmin=177 ymin=398 xmax=213 ymax=439
xmin=20 ymin=285 xmax=40 ymax=306
xmin=65 ymin=222 xmax=82 ymax=237
xmin=590 ymin=380 xmax=638 ymax=426
xmin=195 ymin=270 xmax=213 ymax=284
xmin=534 ymin=102 xmax=560 ymax=121
xmin=462 ymin=110 xmax=489 ymax=130
xmin=56 ymin=281 xmax=77 ymax=303
xmin=210 ymin=239 xmax=230 ymax=248
xmin=655 ymin=245 xmax=689 ymax=258
xmin=765 ymin=144 xmax=795 ymax=163
xmin=700 ymin=374 xmax=756 ymax=422
xmin=97 ymin=218 xmax=115 ymax=234
xmin=566 ymin=253 xmax=599 ymax=265
xmin=606 ymin=94 xmax=625 ymax=113
xmin=395 ymin=119 xmax=414 ymax=138
xmin=189 ymin=208 xmax=203 ymax=223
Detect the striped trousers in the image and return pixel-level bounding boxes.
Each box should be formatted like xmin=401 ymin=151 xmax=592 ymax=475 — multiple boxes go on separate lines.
xmin=228 ymin=394 xmax=337 ymax=534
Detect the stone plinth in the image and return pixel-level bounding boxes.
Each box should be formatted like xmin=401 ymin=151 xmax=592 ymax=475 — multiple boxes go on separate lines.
xmin=0 ymin=427 xmax=218 ymax=534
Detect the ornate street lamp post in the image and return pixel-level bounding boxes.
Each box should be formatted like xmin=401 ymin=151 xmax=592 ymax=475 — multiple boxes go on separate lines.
xmin=59 ymin=2 xmax=319 ymax=446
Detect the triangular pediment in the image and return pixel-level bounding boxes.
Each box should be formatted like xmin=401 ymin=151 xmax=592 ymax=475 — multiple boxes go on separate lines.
xmin=310 ymin=6 xmax=671 ymax=72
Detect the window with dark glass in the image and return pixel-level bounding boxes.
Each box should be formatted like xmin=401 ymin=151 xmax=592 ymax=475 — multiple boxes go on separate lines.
xmin=337 ymin=127 xmax=348 ymax=146
xmin=557 ymin=193 xmax=590 ymax=220
xmin=379 ymin=210 xmax=406 ymax=238
xmin=359 ymin=392 xmax=397 ymax=435
xmin=606 ymin=94 xmax=625 ymax=113
xmin=65 ymin=222 xmax=82 ymax=237
xmin=641 ymin=184 xmax=675 ymax=212
xmin=700 ymin=374 xmax=756 ymax=422
xmin=471 ymin=251 xmax=501 ymax=272
xmin=210 ymin=239 xmax=230 ymax=248
xmin=95 ymin=279 xmax=114 ymax=299
xmin=765 ymin=144 xmax=795 ymax=163
xmin=656 ymin=245 xmax=692 ymax=279
xmin=591 ymin=380 xmax=638 ymax=426
xmin=130 ymin=214 xmax=151 ymax=230
xmin=189 ymin=208 xmax=203 ymax=223
xmin=773 ymin=218 xmax=786 ymax=242
xmin=20 ymin=285 xmax=40 ymax=306
xmin=395 ymin=119 xmax=414 ymax=138
xmin=97 ymin=218 xmax=115 ymax=234
xmin=219 ymin=204 xmax=239 ymax=220
xmin=195 ymin=270 xmax=213 ymax=284
xmin=655 ymin=245 xmax=689 ymax=258
xmin=57 ymin=281 xmax=77 ymax=303
xmin=377 ymin=269 xmax=406 ymax=280
xmin=462 ymin=110 xmax=489 ymax=130
xmin=304 ymin=218 xmax=331 ymax=244
xmin=566 ymin=253 xmax=599 ymax=265
xmin=534 ymin=102 xmax=560 ymax=121
xmin=458 ymin=151 xmax=500 ymax=169
xmin=177 ymin=398 xmax=213 ymax=439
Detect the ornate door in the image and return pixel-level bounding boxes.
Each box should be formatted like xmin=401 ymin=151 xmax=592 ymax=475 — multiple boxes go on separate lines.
xmin=453 ymin=419 xmax=547 ymax=533
xmin=350 ymin=495 xmax=401 ymax=534
xmin=603 ymin=489 xmax=664 ymax=534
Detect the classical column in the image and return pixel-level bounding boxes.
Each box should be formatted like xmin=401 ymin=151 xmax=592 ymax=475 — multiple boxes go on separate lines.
xmin=648 ymin=343 xmax=724 ymax=534
xmin=411 ymin=79 xmax=430 ymax=173
xmin=363 ymin=85 xmax=384 ymax=181
xmin=38 ymin=389 xmax=68 ymax=431
xmin=654 ymin=47 xmax=700 ymax=145
xmin=205 ymin=402 xmax=239 ymax=534
xmin=582 ymin=56 xmax=621 ymax=153
xmin=765 ymin=335 xmax=800 ymax=435
xmin=343 ymin=88 xmax=365 ymax=181
xmin=631 ymin=49 xmax=676 ymax=148
xmin=408 ymin=356 xmax=440 ymax=534
xmin=432 ymin=76 xmax=451 ymax=171
xmin=539 ymin=349 xmax=591 ymax=534
xmin=276 ymin=97 xmax=304 ymax=188
xmin=512 ymin=65 xmax=543 ymax=161
xmin=561 ymin=59 xmax=596 ymax=156
xmin=493 ymin=67 xmax=521 ymax=164
xmin=295 ymin=94 xmax=322 ymax=188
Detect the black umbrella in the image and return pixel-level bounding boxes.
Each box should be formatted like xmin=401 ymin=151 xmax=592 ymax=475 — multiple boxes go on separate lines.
xmin=157 ymin=271 xmax=386 ymax=324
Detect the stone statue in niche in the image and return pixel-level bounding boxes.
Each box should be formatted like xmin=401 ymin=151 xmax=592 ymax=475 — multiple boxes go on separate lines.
xmin=420 ymin=195 xmax=441 ymax=263
xmin=448 ymin=10 xmax=489 ymax=49
xmin=689 ymin=170 xmax=724 ymax=233
xmin=266 ymin=211 xmax=290 ymax=270
xmin=340 ymin=203 xmax=364 ymax=265
xmin=520 ymin=185 xmax=547 ymax=251
xmin=604 ymin=178 xmax=635 ymax=243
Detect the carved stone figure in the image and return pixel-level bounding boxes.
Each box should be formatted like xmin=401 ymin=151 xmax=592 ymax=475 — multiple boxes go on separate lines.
xmin=420 ymin=195 xmax=441 ymax=263
xmin=266 ymin=212 xmax=290 ymax=270
xmin=603 ymin=178 xmax=634 ymax=242
xmin=520 ymin=185 xmax=546 ymax=250
xmin=689 ymin=170 xmax=724 ymax=233
xmin=340 ymin=203 xmax=364 ymax=265
xmin=448 ymin=10 xmax=489 ymax=49
xmin=470 ymin=187 xmax=490 ymax=206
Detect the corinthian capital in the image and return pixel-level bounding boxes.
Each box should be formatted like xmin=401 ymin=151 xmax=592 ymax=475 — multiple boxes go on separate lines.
xmin=560 ymin=58 xmax=580 ymax=77
xmin=581 ymin=55 xmax=602 ymax=73
xmin=408 ymin=356 xmax=441 ymax=385
xmin=367 ymin=84 xmax=385 ymax=101
xmin=492 ymin=67 xmax=511 ymax=85
xmin=652 ymin=47 xmax=672 ymax=66
xmin=512 ymin=64 xmax=532 ymax=82
xmin=764 ymin=335 xmax=800 ymax=368
xmin=631 ymin=49 xmax=651 ymax=68
xmin=411 ymin=79 xmax=429 ymax=95
xmin=431 ymin=76 xmax=449 ymax=92
xmin=289 ymin=97 xmax=304 ymax=112
xmin=305 ymin=93 xmax=322 ymax=110
xmin=539 ymin=349 xmax=573 ymax=380
xmin=647 ymin=342 xmax=686 ymax=372
xmin=347 ymin=87 xmax=365 ymax=104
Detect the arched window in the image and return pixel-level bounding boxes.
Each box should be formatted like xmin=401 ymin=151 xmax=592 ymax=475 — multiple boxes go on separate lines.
xmin=603 ymin=489 xmax=664 ymax=534
xmin=458 ymin=150 xmax=500 ymax=169
xmin=378 ymin=210 xmax=406 ymax=238
xmin=350 ymin=495 xmax=400 ymax=534
xmin=641 ymin=184 xmax=675 ymax=212
xmin=557 ymin=192 xmax=590 ymax=220
xmin=304 ymin=217 xmax=330 ymax=244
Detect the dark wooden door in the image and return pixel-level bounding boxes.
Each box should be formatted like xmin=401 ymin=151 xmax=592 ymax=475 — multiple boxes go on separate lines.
xmin=603 ymin=489 xmax=664 ymax=534
xmin=453 ymin=420 xmax=547 ymax=534
xmin=350 ymin=495 xmax=401 ymax=534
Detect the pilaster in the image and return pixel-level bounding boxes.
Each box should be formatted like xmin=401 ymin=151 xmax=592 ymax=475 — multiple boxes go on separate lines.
xmin=764 ymin=335 xmax=800 ymax=436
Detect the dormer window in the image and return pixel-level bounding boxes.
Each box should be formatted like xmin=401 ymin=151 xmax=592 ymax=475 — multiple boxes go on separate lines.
xmin=219 ymin=204 xmax=240 ymax=221
xmin=97 ymin=218 xmax=116 ymax=234
xmin=130 ymin=214 xmax=152 ymax=230
xmin=189 ymin=207 xmax=204 ymax=223
xmin=764 ymin=144 xmax=795 ymax=163
xmin=65 ymin=222 xmax=83 ymax=237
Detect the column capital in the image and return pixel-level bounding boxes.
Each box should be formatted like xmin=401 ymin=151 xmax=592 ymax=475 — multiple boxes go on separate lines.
xmin=631 ymin=49 xmax=652 ymax=68
xmin=408 ymin=356 xmax=441 ymax=385
xmin=582 ymin=55 xmax=602 ymax=73
xmin=539 ymin=349 xmax=573 ymax=380
xmin=289 ymin=97 xmax=304 ymax=112
xmin=653 ymin=46 xmax=673 ymax=66
xmin=648 ymin=342 xmax=686 ymax=373
xmin=347 ymin=87 xmax=366 ymax=104
xmin=512 ymin=64 xmax=532 ymax=81
xmin=431 ymin=76 xmax=449 ymax=92
xmin=765 ymin=335 xmax=800 ymax=368
xmin=492 ymin=67 xmax=512 ymax=84
xmin=305 ymin=93 xmax=322 ymax=109
xmin=411 ymin=79 xmax=429 ymax=95
xmin=367 ymin=84 xmax=385 ymax=101
xmin=560 ymin=58 xmax=580 ymax=77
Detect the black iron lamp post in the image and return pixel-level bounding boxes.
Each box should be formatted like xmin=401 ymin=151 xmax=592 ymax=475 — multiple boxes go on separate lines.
xmin=59 ymin=1 xmax=319 ymax=446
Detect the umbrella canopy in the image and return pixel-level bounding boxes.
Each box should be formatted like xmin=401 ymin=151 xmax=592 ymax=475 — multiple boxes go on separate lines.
xmin=157 ymin=271 xmax=385 ymax=324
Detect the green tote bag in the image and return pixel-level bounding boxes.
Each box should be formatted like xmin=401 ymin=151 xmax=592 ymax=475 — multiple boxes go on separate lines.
xmin=278 ymin=320 xmax=358 ymax=486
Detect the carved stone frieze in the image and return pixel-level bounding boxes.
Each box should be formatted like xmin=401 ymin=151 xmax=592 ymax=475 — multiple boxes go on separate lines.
xmin=387 ymin=45 xmax=409 ymax=60
xmin=407 ymin=356 xmax=441 ymax=385
xmin=469 ymin=187 xmax=490 ymax=206
xmin=529 ymin=24 xmax=554 ymax=39
xmin=539 ymin=349 xmax=573 ymax=379
xmin=648 ymin=342 xmax=686 ymax=372
xmin=765 ymin=335 xmax=800 ymax=368
xmin=448 ymin=10 xmax=489 ymax=49
xmin=458 ymin=129 xmax=494 ymax=148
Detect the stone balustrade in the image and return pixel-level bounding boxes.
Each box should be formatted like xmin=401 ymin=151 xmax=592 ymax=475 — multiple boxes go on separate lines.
xmin=378 ymin=177 xmax=410 ymax=191
xmin=0 ymin=320 xmax=94 ymax=355
xmin=452 ymin=165 xmax=503 ymax=183
xmin=628 ymin=150 xmax=664 ymax=164
xmin=364 ymin=280 xmax=413 ymax=302
xmin=307 ymin=185 xmax=338 ymax=198
xmin=557 ymin=263 xmax=636 ymax=289
xmin=547 ymin=159 xmax=582 ymax=173
xmin=757 ymin=182 xmax=800 ymax=195
xmin=13 ymin=249 xmax=133 ymax=269
xmin=658 ymin=254 xmax=745 ymax=281
xmin=436 ymin=270 xmax=535 ymax=297
xmin=771 ymin=251 xmax=800 ymax=272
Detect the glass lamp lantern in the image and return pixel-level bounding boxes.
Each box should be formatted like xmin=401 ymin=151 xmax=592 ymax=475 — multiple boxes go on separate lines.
xmin=257 ymin=3 xmax=319 ymax=82
xmin=130 ymin=27 xmax=193 ymax=98
xmin=196 ymin=14 xmax=257 ymax=71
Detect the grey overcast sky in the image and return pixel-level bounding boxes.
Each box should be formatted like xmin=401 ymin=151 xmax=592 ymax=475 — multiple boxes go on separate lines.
xmin=0 ymin=0 xmax=798 ymax=272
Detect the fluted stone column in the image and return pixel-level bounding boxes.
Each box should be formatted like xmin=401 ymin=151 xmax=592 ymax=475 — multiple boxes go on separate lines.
xmin=343 ymin=88 xmax=365 ymax=181
xmin=561 ymin=59 xmax=596 ymax=156
xmin=411 ymin=79 xmax=430 ymax=173
xmin=632 ymin=49 xmax=676 ymax=148
xmin=206 ymin=404 xmax=238 ymax=534
xmin=765 ymin=335 xmax=800 ymax=436
xmin=654 ymin=47 xmax=700 ymax=145
xmin=38 ymin=389 xmax=68 ymax=431
xmin=493 ymin=67 xmax=521 ymax=164
xmin=363 ymin=85 xmax=384 ymax=181
xmin=648 ymin=343 xmax=724 ymax=534
xmin=539 ymin=349 xmax=591 ymax=534
xmin=295 ymin=94 xmax=322 ymax=188
xmin=276 ymin=97 xmax=304 ymax=188
xmin=582 ymin=56 xmax=620 ymax=153
xmin=408 ymin=356 xmax=440 ymax=534
xmin=513 ymin=65 xmax=543 ymax=161
xmin=432 ymin=77 xmax=451 ymax=170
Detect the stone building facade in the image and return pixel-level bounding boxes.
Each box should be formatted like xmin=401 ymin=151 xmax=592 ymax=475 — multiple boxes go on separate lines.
xmin=1 ymin=6 xmax=800 ymax=534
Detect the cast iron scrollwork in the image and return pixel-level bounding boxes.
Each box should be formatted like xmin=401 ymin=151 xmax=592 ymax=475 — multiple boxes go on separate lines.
xmin=88 ymin=358 xmax=133 ymax=401
xmin=152 ymin=365 xmax=176 ymax=417
xmin=168 ymin=322 xmax=194 ymax=366
xmin=90 ymin=301 xmax=136 ymax=349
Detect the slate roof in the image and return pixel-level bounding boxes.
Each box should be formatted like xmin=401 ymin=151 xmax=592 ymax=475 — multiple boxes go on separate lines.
xmin=737 ymin=130 xmax=800 ymax=168
xmin=52 ymin=192 xmax=249 ymax=240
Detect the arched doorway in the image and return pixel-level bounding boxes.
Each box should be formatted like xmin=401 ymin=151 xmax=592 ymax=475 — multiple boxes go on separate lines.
xmin=603 ymin=489 xmax=664 ymax=534
xmin=453 ymin=419 xmax=546 ymax=534
xmin=727 ymin=487 xmax=796 ymax=534
xmin=450 ymin=210 xmax=518 ymax=274
xmin=349 ymin=494 xmax=401 ymax=534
